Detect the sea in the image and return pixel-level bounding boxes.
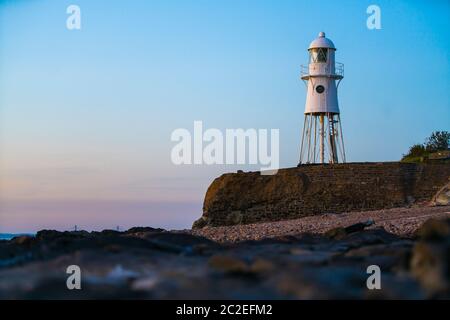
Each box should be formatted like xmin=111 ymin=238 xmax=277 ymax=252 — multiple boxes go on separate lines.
xmin=0 ymin=233 xmax=35 ymax=241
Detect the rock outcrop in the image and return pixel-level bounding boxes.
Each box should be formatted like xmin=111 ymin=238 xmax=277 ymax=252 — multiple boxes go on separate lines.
xmin=431 ymin=181 xmax=450 ymax=206
xmin=193 ymin=161 xmax=450 ymax=228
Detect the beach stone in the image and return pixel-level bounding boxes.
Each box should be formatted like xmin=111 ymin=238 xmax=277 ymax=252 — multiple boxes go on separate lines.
xmin=208 ymin=255 xmax=249 ymax=274
xmin=415 ymin=218 xmax=450 ymax=241
xmin=324 ymin=220 xmax=374 ymax=240
xmin=410 ymin=242 xmax=449 ymax=296
xmin=250 ymin=258 xmax=275 ymax=273
xmin=11 ymin=236 xmax=35 ymax=246
xmin=325 ymin=227 xmax=347 ymax=240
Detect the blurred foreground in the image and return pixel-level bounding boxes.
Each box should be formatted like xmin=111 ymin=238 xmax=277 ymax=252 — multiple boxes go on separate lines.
xmin=0 ymin=207 xmax=449 ymax=299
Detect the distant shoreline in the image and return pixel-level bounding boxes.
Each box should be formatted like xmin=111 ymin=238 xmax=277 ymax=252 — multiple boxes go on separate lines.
xmin=0 ymin=233 xmax=35 ymax=241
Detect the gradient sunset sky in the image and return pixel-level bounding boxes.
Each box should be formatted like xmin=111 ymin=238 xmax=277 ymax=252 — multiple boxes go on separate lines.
xmin=1 ymin=0 xmax=449 ymax=232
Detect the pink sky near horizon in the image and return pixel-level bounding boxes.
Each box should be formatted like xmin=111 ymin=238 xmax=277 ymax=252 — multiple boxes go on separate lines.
xmin=0 ymin=199 xmax=202 ymax=233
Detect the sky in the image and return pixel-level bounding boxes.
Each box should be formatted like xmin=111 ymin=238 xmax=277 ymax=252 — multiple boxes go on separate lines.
xmin=0 ymin=0 xmax=449 ymax=232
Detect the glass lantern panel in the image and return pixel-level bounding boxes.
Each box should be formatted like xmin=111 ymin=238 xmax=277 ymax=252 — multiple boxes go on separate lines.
xmin=309 ymin=48 xmax=328 ymax=63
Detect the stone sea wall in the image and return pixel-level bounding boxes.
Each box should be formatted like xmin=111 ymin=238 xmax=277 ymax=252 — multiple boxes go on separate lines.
xmin=193 ymin=161 xmax=450 ymax=228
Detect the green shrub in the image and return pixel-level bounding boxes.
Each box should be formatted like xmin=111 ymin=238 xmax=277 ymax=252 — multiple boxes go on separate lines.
xmin=401 ymin=131 xmax=449 ymax=163
xmin=425 ymin=131 xmax=450 ymax=152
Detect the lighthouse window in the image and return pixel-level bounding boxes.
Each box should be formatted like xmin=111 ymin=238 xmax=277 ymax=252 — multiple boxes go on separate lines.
xmin=310 ymin=48 xmax=328 ymax=63
xmin=316 ymin=85 xmax=325 ymax=94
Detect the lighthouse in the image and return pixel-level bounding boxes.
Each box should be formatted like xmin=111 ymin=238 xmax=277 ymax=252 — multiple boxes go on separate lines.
xmin=299 ymin=32 xmax=346 ymax=165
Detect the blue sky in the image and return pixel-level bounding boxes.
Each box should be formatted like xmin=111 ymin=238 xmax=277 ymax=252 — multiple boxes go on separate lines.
xmin=0 ymin=0 xmax=449 ymax=232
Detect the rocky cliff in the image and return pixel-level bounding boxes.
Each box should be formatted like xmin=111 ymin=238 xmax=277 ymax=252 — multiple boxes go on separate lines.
xmin=193 ymin=161 xmax=450 ymax=228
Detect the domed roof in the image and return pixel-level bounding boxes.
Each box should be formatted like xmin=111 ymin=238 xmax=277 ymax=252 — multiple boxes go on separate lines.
xmin=308 ymin=32 xmax=336 ymax=50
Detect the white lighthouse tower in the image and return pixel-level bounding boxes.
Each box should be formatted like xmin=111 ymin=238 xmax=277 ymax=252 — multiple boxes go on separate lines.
xmin=299 ymin=32 xmax=346 ymax=165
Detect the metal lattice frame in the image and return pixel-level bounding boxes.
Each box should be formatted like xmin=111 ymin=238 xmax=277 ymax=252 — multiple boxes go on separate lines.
xmin=299 ymin=113 xmax=346 ymax=165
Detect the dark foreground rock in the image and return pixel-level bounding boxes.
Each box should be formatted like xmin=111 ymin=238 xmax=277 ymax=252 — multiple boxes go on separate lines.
xmin=0 ymin=218 xmax=449 ymax=299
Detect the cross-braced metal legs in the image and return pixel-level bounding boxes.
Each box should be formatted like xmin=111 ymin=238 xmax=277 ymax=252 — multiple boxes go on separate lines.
xmin=299 ymin=113 xmax=346 ymax=165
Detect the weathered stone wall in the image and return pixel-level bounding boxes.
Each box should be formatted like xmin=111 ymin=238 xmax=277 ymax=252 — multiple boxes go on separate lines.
xmin=192 ymin=161 xmax=450 ymax=228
